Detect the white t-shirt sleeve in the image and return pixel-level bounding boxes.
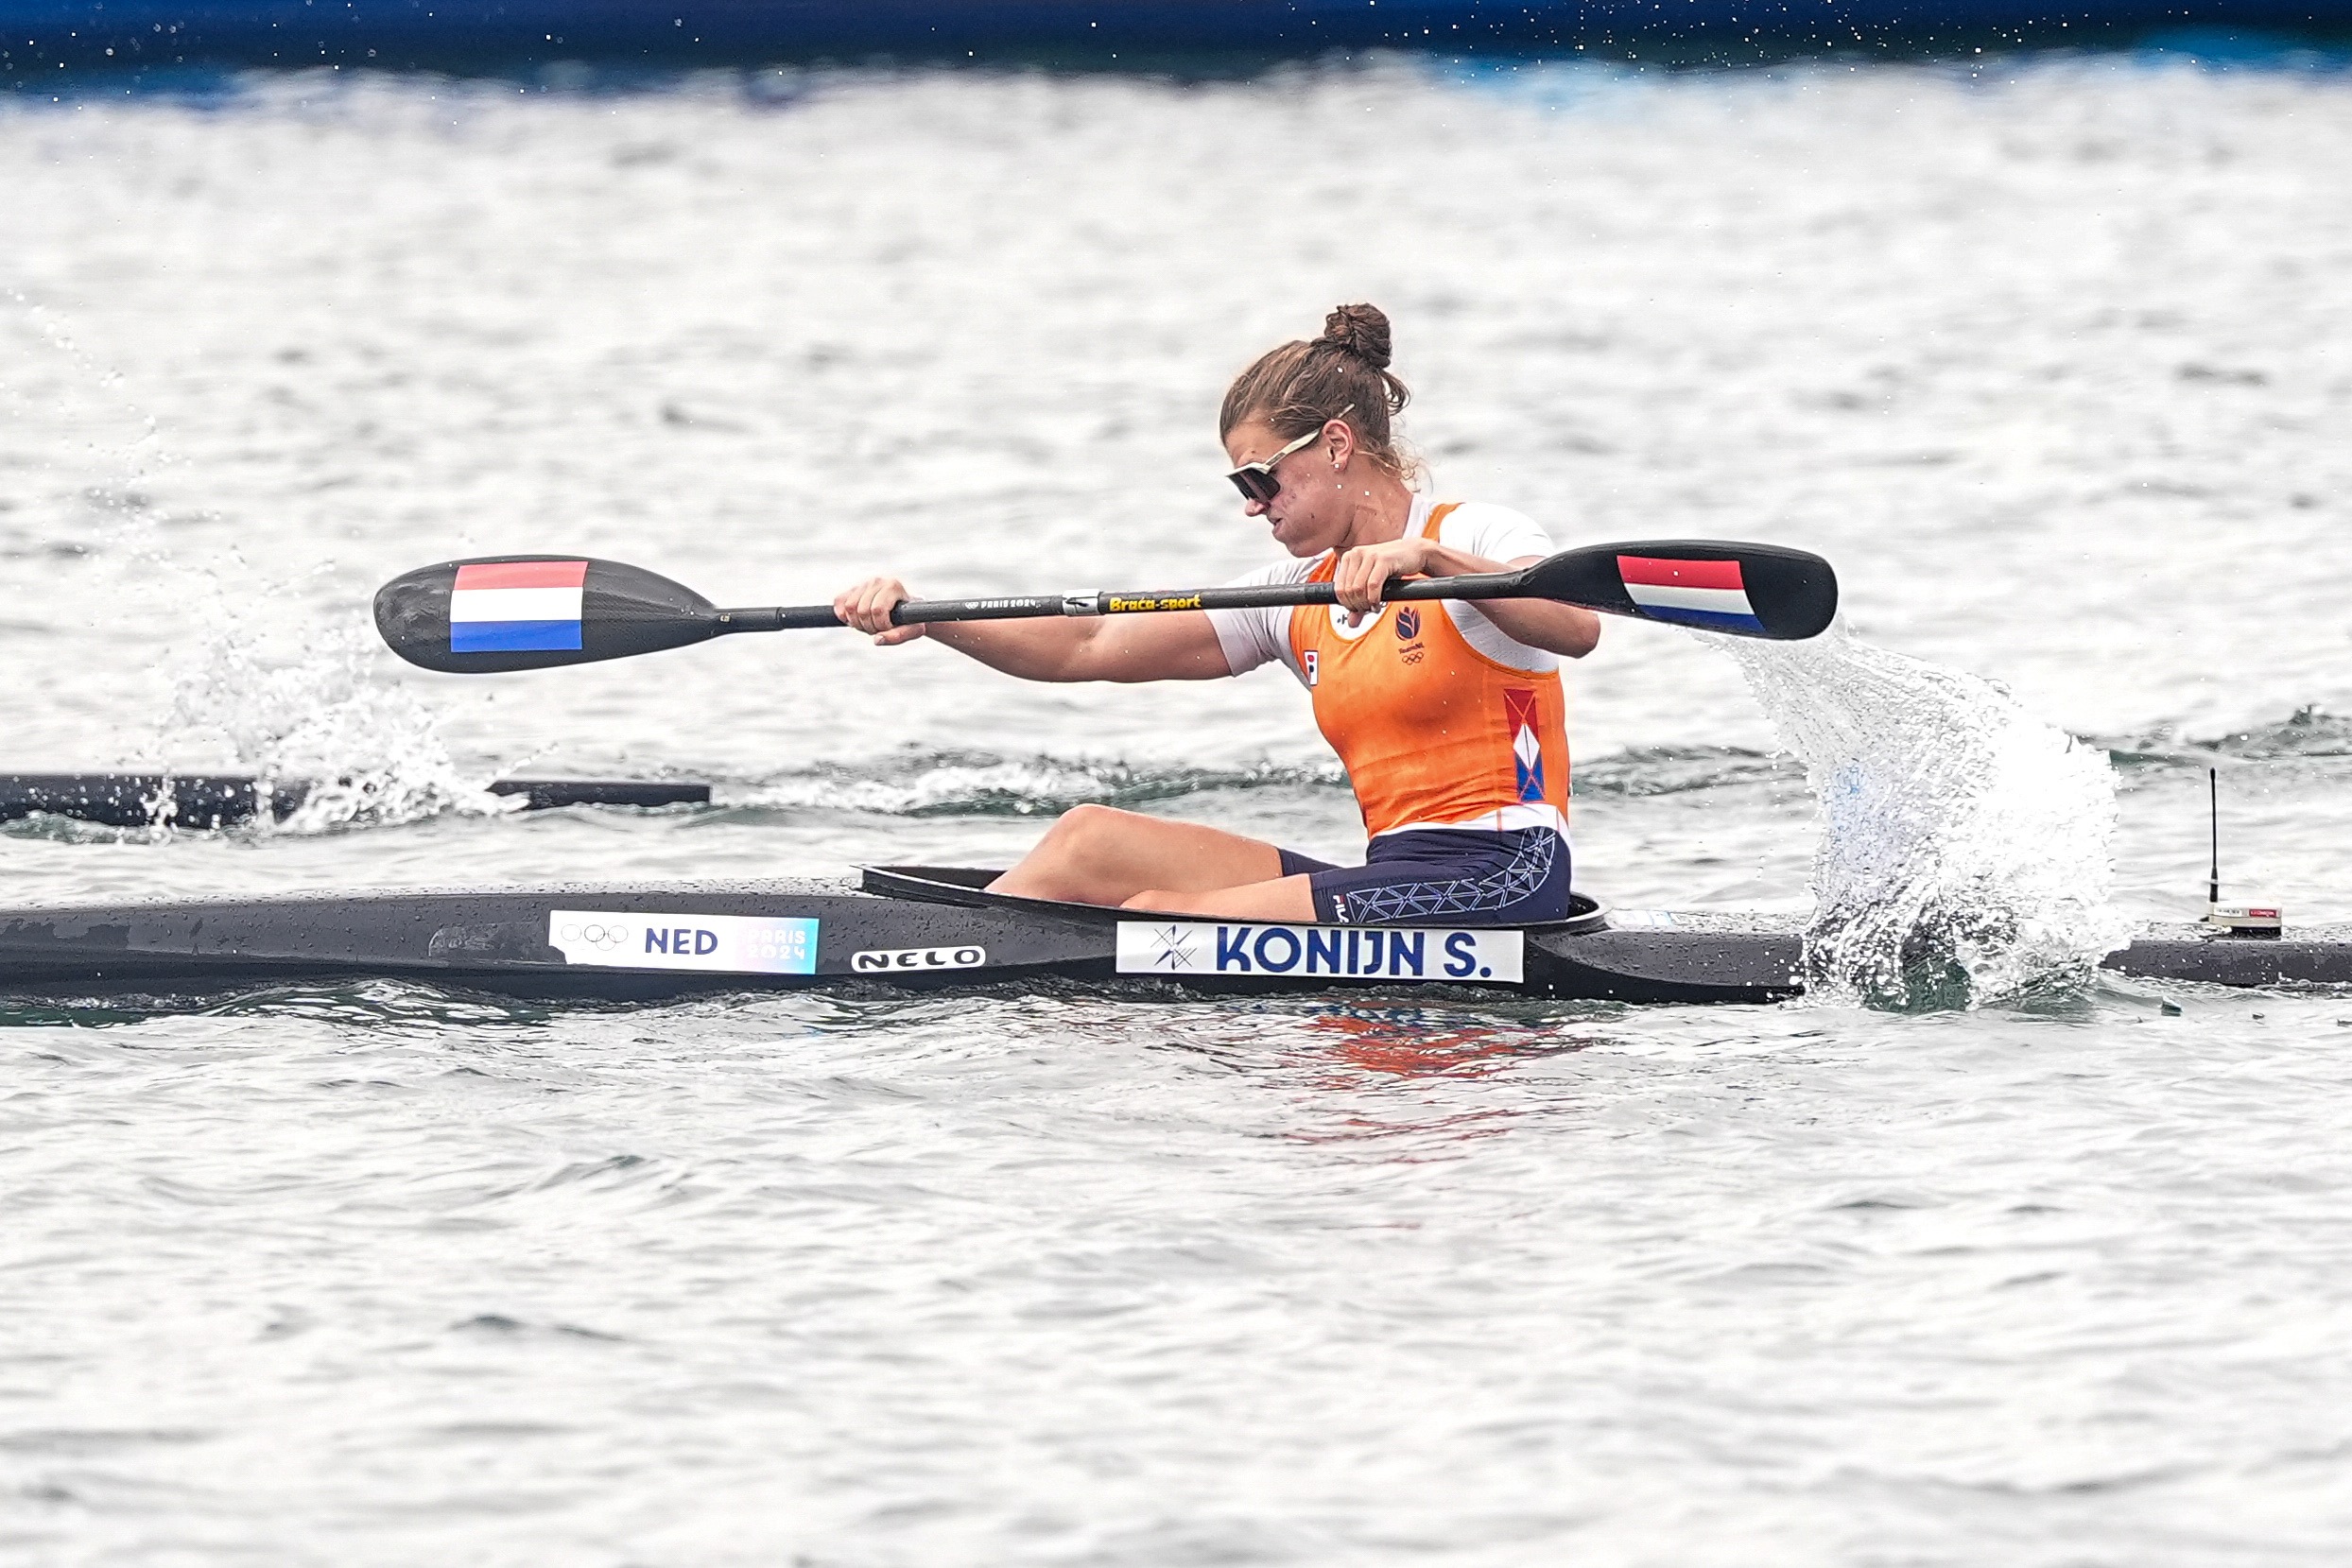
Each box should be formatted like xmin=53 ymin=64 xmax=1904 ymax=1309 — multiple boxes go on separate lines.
xmin=1204 ymin=556 xmax=1317 ymax=681
xmin=1440 ymin=500 xmax=1556 ymax=568
xmin=1202 ymin=504 xmax=1561 ymax=681
xmin=1436 ymin=502 xmax=1563 ymax=673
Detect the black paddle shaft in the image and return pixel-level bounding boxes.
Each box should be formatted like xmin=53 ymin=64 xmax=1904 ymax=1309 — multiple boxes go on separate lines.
xmin=738 ymin=576 xmax=1580 ymax=629
xmin=375 ymin=542 xmax=1837 ymax=673
xmin=781 ymin=540 xmax=1833 ymax=630
xmin=729 ymin=577 xmax=1515 ymax=630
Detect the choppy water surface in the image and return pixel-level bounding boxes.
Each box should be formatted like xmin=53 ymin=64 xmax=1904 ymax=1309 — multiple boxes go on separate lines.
xmin=5 ymin=55 xmax=2352 ymax=1563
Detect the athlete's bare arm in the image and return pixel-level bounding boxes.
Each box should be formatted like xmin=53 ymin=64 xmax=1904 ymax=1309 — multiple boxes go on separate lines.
xmin=1329 ymin=538 xmax=1600 ymax=658
xmin=832 ymin=577 xmax=1232 ymax=682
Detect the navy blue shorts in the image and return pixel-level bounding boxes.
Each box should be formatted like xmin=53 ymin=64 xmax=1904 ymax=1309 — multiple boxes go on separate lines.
xmin=1277 ymin=828 xmax=1573 ymax=926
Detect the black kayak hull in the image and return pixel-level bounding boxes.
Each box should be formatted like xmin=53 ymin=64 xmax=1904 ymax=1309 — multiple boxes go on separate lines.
xmin=0 ymin=866 xmax=2337 ymax=1007
xmin=0 ymin=868 xmax=1797 ymax=1005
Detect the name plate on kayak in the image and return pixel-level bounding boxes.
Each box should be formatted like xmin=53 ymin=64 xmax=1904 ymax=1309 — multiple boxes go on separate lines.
xmin=1115 ymin=922 xmax=1522 ymax=984
xmin=548 ymin=910 xmax=819 ymax=974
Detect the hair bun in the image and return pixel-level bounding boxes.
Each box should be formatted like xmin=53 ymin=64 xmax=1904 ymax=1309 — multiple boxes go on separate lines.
xmin=1317 ymin=302 xmax=1392 ymax=370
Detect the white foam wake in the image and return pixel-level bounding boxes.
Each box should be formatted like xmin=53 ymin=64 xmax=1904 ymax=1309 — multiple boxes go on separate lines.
xmin=164 ymin=622 xmax=518 ymax=834
xmin=1727 ymin=625 xmax=2132 ymax=1009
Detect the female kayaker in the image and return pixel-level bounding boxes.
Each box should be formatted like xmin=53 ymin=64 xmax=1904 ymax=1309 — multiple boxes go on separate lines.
xmin=833 ymin=302 xmax=1600 ymax=922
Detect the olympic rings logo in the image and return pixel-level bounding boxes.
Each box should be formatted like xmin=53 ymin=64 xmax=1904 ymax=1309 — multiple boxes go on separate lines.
xmin=557 ymin=921 xmax=632 ymax=950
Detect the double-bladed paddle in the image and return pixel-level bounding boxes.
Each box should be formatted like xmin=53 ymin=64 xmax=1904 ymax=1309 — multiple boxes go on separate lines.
xmin=373 ymin=541 xmax=1839 ymax=674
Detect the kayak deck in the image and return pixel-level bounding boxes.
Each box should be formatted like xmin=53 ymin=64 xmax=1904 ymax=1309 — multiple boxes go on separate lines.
xmin=0 ymin=866 xmax=1799 ymax=1005
xmin=0 ymin=865 xmax=2340 ymax=1006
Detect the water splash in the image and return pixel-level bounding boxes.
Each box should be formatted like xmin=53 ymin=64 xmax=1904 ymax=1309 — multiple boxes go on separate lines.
xmin=1727 ymin=624 xmax=2132 ymax=1009
xmin=7 ymin=289 xmax=469 ymax=834
xmin=164 ymin=621 xmax=516 ymax=834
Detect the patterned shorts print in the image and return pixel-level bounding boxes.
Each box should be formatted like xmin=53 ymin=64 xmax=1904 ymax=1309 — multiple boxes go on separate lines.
xmin=1278 ymin=828 xmax=1573 ymax=926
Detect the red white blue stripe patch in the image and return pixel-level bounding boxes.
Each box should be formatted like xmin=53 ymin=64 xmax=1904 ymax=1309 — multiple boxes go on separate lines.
xmin=449 ymin=560 xmax=586 ymax=653
xmin=1616 ymin=555 xmax=1763 ymax=634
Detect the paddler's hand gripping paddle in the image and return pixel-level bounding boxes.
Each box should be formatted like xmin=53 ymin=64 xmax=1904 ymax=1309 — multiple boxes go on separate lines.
xmin=373 ymin=542 xmax=1839 ymax=674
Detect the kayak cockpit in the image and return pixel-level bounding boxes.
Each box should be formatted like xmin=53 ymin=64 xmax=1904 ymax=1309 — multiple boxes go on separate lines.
xmin=858 ymin=864 xmax=1610 ymax=934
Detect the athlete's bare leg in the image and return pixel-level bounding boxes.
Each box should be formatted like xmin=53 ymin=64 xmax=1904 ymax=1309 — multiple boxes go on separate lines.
xmin=1119 ymin=876 xmax=1318 ymax=921
xmin=989 ymin=804 xmax=1312 ymax=920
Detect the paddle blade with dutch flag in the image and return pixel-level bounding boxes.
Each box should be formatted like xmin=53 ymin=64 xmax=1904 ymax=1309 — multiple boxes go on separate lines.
xmin=1518 ymin=540 xmax=1837 ymax=641
xmin=374 ymin=556 xmax=725 ymax=672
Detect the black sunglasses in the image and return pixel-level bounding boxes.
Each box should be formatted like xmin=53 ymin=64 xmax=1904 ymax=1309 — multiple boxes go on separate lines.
xmin=1225 ymin=405 xmax=1355 ymax=505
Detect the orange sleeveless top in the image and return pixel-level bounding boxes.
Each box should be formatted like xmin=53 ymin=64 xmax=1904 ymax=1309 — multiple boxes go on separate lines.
xmin=1287 ymin=504 xmax=1571 ymax=839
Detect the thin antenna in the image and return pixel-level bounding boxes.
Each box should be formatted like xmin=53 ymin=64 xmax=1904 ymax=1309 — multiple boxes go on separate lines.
xmin=2208 ymin=766 xmax=2222 ymax=907
xmin=2201 ymin=765 xmax=2282 ymax=938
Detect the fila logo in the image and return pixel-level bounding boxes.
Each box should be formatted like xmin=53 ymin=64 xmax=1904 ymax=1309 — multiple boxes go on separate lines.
xmin=1303 ymin=649 xmax=1319 ymax=687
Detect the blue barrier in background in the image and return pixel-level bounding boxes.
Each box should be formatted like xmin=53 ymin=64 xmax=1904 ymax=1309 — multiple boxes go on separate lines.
xmin=6 ymin=0 xmax=2350 ymax=77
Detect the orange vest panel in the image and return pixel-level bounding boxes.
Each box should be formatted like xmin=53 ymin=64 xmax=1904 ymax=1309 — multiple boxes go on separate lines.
xmin=1288 ymin=504 xmax=1571 ymax=839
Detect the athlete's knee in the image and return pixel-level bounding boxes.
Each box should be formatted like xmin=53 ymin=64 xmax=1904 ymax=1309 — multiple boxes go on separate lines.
xmin=1001 ymin=805 xmax=1135 ymax=897
xmin=1045 ymin=803 xmax=1139 ymax=857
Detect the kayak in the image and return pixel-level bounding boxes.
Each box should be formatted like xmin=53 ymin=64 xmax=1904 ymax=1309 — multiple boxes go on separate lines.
xmin=0 ymin=865 xmax=2339 ymax=1005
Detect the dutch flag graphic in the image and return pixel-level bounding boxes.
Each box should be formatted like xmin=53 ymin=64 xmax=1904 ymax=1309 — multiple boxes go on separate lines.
xmin=448 ymin=560 xmax=587 ymax=653
xmin=1616 ymin=555 xmax=1766 ymax=635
